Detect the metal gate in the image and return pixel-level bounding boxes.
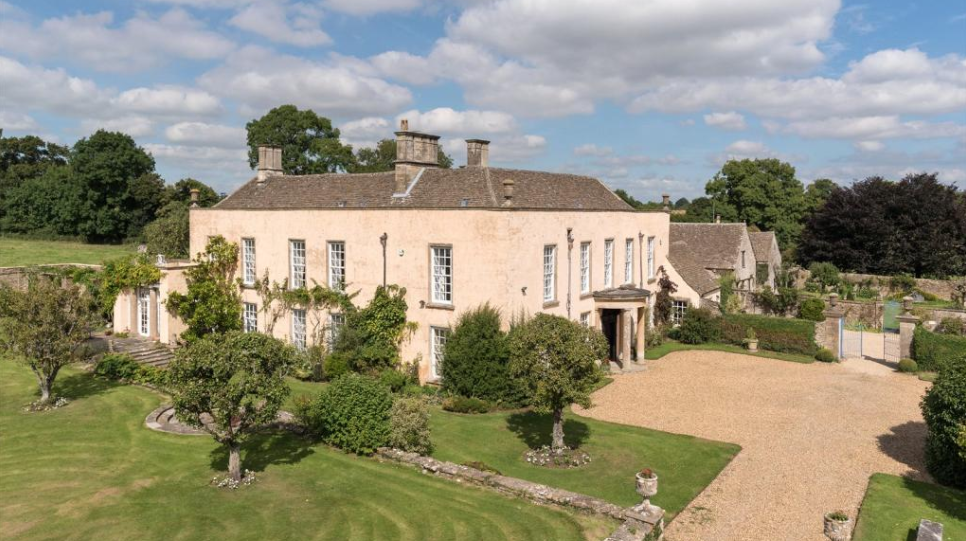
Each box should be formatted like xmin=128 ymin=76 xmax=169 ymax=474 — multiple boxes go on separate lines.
xmin=883 ymin=331 xmax=900 ymax=363
xmin=841 ymin=323 xmax=864 ymax=359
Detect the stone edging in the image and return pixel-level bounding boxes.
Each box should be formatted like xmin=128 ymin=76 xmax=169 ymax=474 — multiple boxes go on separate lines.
xmin=375 ymin=448 xmax=663 ymax=540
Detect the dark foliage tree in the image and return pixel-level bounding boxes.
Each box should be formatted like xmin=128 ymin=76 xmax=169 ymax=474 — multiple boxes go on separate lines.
xmin=0 ymin=134 xmax=71 ymax=228
xmin=0 ymin=167 xmax=85 ymax=236
xmin=349 ymin=139 xmax=453 ymax=173
xmin=246 ymin=105 xmax=355 ymax=175
xmin=671 ymin=196 xmax=721 ymax=223
xmin=674 ymin=197 xmax=690 ymax=209
xmin=162 ymin=178 xmax=221 ymax=208
xmin=805 ymin=178 xmax=837 ymax=213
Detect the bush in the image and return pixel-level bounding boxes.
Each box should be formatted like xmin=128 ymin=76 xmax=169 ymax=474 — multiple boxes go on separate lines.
xmin=913 ymin=326 xmax=966 ymax=372
xmin=798 ymin=297 xmax=826 ymax=322
xmin=937 ymin=317 xmax=965 ymax=336
xmin=323 ymin=353 xmax=350 ymax=380
xmin=94 ymin=353 xmax=142 ymax=380
xmin=299 ymin=374 xmax=393 ymax=455
xmin=808 ymin=262 xmax=840 ymax=290
xmin=388 ymin=397 xmax=432 ymax=454
xmin=677 ymin=308 xmax=721 ymax=344
xmin=440 ymin=304 xmax=526 ymax=406
xmin=720 ymin=313 xmax=818 ymax=355
xmin=442 ymin=396 xmax=491 ymax=414
xmin=898 ymin=358 xmax=919 ymax=373
xmin=889 ymin=274 xmax=916 ymax=294
xmin=815 ymin=348 xmax=837 ymax=363
xmin=921 ymin=356 xmax=966 ymax=488
xmin=378 ymin=367 xmax=415 ymax=393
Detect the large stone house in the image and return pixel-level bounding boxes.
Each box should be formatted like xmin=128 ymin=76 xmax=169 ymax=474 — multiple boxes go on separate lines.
xmin=115 ymin=122 xmax=679 ymax=381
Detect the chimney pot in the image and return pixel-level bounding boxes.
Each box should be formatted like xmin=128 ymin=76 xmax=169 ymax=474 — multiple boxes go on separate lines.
xmin=662 ymin=193 xmax=671 ymax=212
xmin=400 ymin=118 xmax=409 ymax=131
xmin=393 ymin=122 xmax=440 ymax=196
xmin=466 ymin=139 xmax=490 ymax=168
xmin=502 ymin=178 xmax=515 ymax=206
xmin=257 ymin=144 xmax=283 ymax=183
xmin=189 ymin=188 xmax=200 ymax=208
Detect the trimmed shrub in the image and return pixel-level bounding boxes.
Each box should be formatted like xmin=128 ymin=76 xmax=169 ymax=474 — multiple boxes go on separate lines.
xmin=921 ymin=356 xmax=966 ymax=488
xmin=323 ymin=353 xmax=350 ymax=380
xmin=442 ymin=396 xmax=491 ymax=414
xmin=913 ymin=326 xmax=966 ymax=372
xmin=300 ymin=374 xmax=393 ymax=455
xmin=95 ymin=353 xmax=142 ymax=380
xmin=898 ymin=358 xmax=918 ymax=373
xmin=937 ymin=317 xmax=965 ymax=336
xmin=677 ymin=307 xmax=721 ymax=344
xmin=378 ymin=367 xmax=415 ymax=393
xmin=815 ymin=348 xmax=837 ymax=363
xmin=798 ymin=297 xmax=826 ymax=322
xmin=388 ymin=397 xmax=432 ymax=454
xmin=720 ymin=313 xmax=818 ymax=355
xmin=440 ymin=304 xmax=526 ymax=406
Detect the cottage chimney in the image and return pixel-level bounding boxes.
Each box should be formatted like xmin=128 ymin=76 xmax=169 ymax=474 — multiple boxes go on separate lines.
xmin=189 ymin=188 xmax=200 ymax=208
xmin=502 ymin=178 xmax=515 ymax=206
xmin=394 ymin=119 xmax=440 ymax=195
xmin=662 ymin=193 xmax=671 ymax=212
xmin=257 ymin=145 xmax=283 ymax=183
xmin=466 ymin=139 xmax=490 ymax=168
xmin=714 ymin=214 xmax=721 ymax=224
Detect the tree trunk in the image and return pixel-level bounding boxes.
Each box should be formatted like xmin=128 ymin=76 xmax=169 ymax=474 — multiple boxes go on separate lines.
xmin=228 ymin=443 xmax=242 ymax=482
xmin=38 ymin=379 xmax=51 ymax=404
xmin=551 ymin=408 xmax=565 ymax=452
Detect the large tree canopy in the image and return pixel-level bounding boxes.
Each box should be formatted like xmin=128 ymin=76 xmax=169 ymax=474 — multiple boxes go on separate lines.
xmin=0 ymin=134 xmax=71 ymax=227
xmin=799 ymin=173 xmax=966 ymax=277
xmin=246 ymin=105 xmax=355 ymax=175
xmin=349 ymin=138 xmax=453 ymax=173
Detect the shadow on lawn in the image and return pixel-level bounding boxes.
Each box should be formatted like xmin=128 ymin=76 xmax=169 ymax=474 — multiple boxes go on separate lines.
xmin=209 ymin=431 xmax=317 ymax=473
xmin=903 ymin=476 xmax=966 ymax=525
xmin=506 ymin=411 xmax=591 ymax=449
xmin=55 ymin=370 xmax=118 ymax=401
xmin=877 ymin=421 xmax=929 ymax=479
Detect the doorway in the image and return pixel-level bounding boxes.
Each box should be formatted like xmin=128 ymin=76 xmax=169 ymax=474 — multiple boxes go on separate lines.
xmin=600 ymin=309 xmax=621 ymax=362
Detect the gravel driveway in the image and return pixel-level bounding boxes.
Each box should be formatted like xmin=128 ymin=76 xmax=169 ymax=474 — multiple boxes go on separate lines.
xmin=575 ymin=351 xmax=931 ymax=541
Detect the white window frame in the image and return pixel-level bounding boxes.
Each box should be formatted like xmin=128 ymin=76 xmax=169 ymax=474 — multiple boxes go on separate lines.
xmin=289 ymin=239 xmax=306 ymax=289
xmin=430 ymin=326 xmax=449 ymax=379
xmin=242 ymin=238 xmax=256 ymax=286
xmin=624 ymin=238 xmax=633 ymax=284
xmin=137 ymin=288 xmax=150 ymax=337
xmin=580 ymin=312 xmax=591 ymax=327
xmin=291 ymin=308 xmax=307 ymax=350
xmin=430 ymin=245 xmax=453 ymax=305
xmin=327 ymin=313 xmax=345 ymax=350
xmin=671 ymin=300 xmax=688 ymax=325
xmin=328 ymin=241 xmax=345 ymax=290
xmin=647 ymin=236 xmax=656 ymax=280
xmin=543 ymin=245 xmax=557 ymax=303
xmin=580 ymin=242 xmax=591 ymax=294
xmin=243 ymin=302 xmax=258 ymax=333
xmin=603 ymin=239 xmax=614 ymax=288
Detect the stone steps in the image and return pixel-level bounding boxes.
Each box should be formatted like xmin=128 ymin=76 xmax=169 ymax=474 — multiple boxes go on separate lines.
xmin=109 ymin=337 xmax=175 ymax=369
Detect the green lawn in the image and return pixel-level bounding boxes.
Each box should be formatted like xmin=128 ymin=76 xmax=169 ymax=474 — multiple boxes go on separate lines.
xmin=430 ymin=407 xmax=740 ymax=517
xmin=0 ymin=237 xmax=136 ymax=266
xmin=644 ymin=340 xmax=816 ymax=364
xmin=853 ymin=474 xmax=965 ymax=541
xmin=0 ymin=363 xmax=610 ymax=541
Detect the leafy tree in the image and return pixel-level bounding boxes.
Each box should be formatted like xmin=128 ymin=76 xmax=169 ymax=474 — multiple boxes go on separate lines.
xmin=0 ymin=134 xmax=70 ymax=224
xmin=166 ymin=236 xmax=242 ymax=342
xmin=162 ymin=178 xmax=220 ymax=208
xmin=144 ymin=202 xmax=190 ymax=258
xmin=674 ymin=197 xmax=690 ymax=209
xmin=921 ymin=355 xmax=966 ymax=488
xmin=808 ymin=262 xmax=840 ymax=291
xmin=805 ymin=178 xmax=837 ymax=213
xmin=350 ymin=138 xmax=453 ymax=173
xmin=705 ymin=159 xmax=807 ymax=248
xmin=508 ymin=313 xmax=608 ymax=451
xmin=0 ymin=277 xmax=96 ymax=404
xmin=671 ymin=196 xmax=721 ymax=223
xmin=169 ymin=331 xmax=295 ymax=482
xmin=72 ymin=130 xmax=157 ymax=242
xmin=653 ymin=266 xmax=677 ymax=326
xmin=332 ymin=284 xmax=415 ymax=373
xmin=614 ymin=189 xmax=645 ymax=209
xmin=0 ymin=166 xmax=85 ymax=236
xmin=246 ymin=105 xmax=355 ymax=175
xmin=441 ymin=303 xmax=525 ymax=405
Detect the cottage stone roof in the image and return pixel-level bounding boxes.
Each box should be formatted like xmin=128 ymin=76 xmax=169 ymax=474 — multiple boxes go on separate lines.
xmin=213 ymin=167 xmax=632 ymax=211
xmin=748 ymin=231 xmax=776 ymax=263
xmin=667 ymin=241 xmax=720 ymax=295
xmin=669 ymin=223 xmax=746 ymax=270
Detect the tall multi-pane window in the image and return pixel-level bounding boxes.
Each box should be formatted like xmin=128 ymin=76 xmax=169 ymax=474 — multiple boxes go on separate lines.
xmin=243 ymin=302 xmax=258 ymax=333
xmin=624 ymin=238 xmax=633 ymax=284
xmin=290 ymin=240 xmax=306 ymax=289
xmin=431 ymin=246 xmax=453 ymax=305
xmin=543 ymin=245 xmax=556 ymax=302
xmin=292 ymin=308 xmax=307 ymax=350
xmin=671 ymin=300 xmax=688 ymax=325
xmin=328 ymin=313 xmax=345 ymax=350
xmin=647 ymin=236 xmax=656 ymax=279
xmin=328 ymin=241 xmax=345 ymax=290
xmin=580 ymin=312 xmax=591 ymax=327
xmin=580 ymin=242 xmax=591 ymax=294
xmin=603 ymin=239 xmax=614 ymax=288
xmin=242 ymin=238 xmax=256 ymax=285
xmin=430 ymin=327 xmax=450 ymax=379
xmin=138 ymin=289 xmax=150 ymax=336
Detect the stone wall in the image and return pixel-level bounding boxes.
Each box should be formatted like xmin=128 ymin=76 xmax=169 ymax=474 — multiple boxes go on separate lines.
xmin=926 ymin=308 xmax=966 ymax=324
xmin=841 ymin=272 xmax=963 ymax=303
xmin=0 ymin=264 xmax=101 ymax=290
xmin=838 ymin=300 xmax=883 ymax=328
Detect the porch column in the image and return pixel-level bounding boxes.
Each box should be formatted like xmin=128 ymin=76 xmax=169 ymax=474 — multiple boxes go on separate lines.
xmin=129 ymin=290 xmax=138 ymax=335
xmin=596 ymin=308 xmax=604 ymax=332
xmin=635 ymin=307 xmax=646 ymax=361
xmin=621 ymin=308 xmax=632 ymax=363
xmin=148 ymin=288 xmax=160 ymax=339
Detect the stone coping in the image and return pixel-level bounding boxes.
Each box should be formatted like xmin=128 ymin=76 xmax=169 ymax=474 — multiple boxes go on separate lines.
xmin=376 ymin=448 xmax=663 ymax=540
xmin=145 ymin=404 xmax=296 ymax=436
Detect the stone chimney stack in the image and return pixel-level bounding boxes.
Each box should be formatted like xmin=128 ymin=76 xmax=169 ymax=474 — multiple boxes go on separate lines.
xmin=662 ymin=193 xmax=671 ymax=212
xmin=501 ymin=178 xmax=515 ymax=207
xmin=466 ymin=139 xmax=490 ymax=167
xmin=394 ymin=119 xmax=440 ymax=195
xmin=257 ymin=145 xmax=283 ymax=183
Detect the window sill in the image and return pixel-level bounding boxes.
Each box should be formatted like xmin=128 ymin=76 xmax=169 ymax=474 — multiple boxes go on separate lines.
xmin=425 ymin=302 xmax=455 ymax=311
xmin=543 ymin=300 xmax=560 ymax=309
xmin=579 ymin=292 xmax=593 ymax=300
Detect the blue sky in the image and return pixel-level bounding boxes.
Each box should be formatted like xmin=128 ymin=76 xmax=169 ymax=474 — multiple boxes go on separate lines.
xmin=1 ymin=0 xmax=964 ymax=200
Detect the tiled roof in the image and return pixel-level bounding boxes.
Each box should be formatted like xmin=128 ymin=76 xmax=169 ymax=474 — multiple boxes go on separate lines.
xmin=669 ymin=223 xmax=746 ymax=270
xmin=213 ymin=167 xmax=632 ymax=211
xmin=748 ymin=231 xmax=776 ymax=263
xmin=667 ymin=241 xmax=720 ymax=295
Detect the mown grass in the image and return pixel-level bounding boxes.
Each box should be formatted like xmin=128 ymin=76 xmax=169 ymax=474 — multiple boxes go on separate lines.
xmin=853 ymin=473 xmax=965 ymax=541
xmin=0 ymin=362 xmax=610 ymax=541
xmin=644 ymin=340 xmax=816 ymax=364
xmin=0 ymin=237 xmax=136 ymax=266
xmin=430 ymin=406 xmax=739 ymax=517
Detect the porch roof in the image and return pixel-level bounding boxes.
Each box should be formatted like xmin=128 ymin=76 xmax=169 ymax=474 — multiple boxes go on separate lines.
xmin=592 ymin=285 xmax=652 ymax=302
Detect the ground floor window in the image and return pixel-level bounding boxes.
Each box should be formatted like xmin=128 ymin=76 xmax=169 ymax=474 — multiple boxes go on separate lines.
xmin=292 ymin=308 xmax=307 ymax=351
xmin=243 ymin=302 xmax=258 ymax=333
xmin=138 ymin=289 xmax=150 ymax=336
xmin=671 ymin=300 xmax=689 ymax=325
xmin=430 ymin=326 xmax=449 ymax=379
xmin=328 ymin=313 xmax=345 ymax=350
xmin=580 ymin=312 xmax=591 ymax=327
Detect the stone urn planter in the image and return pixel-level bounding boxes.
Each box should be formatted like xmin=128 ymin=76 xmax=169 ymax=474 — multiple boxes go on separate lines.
xmin=745 ymin=329 xmax=759 ymax=352
xmin=746 ymin=339 xmax=759 ymax=352
xmin=823 ymin=512 xmax=852 ymax=541
xmin=634 ymin=469 xmax=658 ymax=512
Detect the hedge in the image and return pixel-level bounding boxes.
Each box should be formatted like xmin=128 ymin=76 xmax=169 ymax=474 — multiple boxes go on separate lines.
xmin=719 ymin=314 xmax=818 ymax=356
xmin=913 ymin=326 xmax=966 ymax=372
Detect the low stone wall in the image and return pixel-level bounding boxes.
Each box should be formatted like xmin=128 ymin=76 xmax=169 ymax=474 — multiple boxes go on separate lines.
xmin=0 ymin=264 xmax=101 ymax=290
xmin=841 ymin=272 xmax=963 ymax=302
xmin=376 ymin=448 xmax=663 ymax=540
xmin=926 ymin=308 xmax=966 ymax=323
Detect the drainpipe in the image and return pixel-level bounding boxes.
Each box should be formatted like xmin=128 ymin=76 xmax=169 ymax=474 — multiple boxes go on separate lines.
xmin=379 ymin=233 xmax=388 ymax=287
xmin=566 ymin=227 xmax=574 ymax=319
xmin=638 ymin=232 xmax=645 ymax=287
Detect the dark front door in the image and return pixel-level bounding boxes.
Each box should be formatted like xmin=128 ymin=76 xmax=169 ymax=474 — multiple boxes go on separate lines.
xmin=600 ymin=309 xmax=619 ymax=362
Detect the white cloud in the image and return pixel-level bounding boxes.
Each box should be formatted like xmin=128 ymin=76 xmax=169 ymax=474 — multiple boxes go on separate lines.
xmin=703 ymin=111 xmax=747 ymax=131
xmin=339 ymin=117 xmax=392 ymax=146
xmin=322 ymin=0 xmax=423 ymax=16
xmin=395 ymin=108 xmax=517 ymax=134
xmin=0 ymin=9 xmax=235 ymax=72
xmin=230 ymin=1 xmax=332 ymax=47
xmin=165 ymin=122 xmax=247 ymax=148
xmin=145 ymin=0 xmax=251 ymax=7
xmin=81 ymin=116 xmax=156 ymax=138
xmin=573 ymin=144 xmax=613 ymax=157
xmin=144 ymin=143 xmax=251 ymax=187
xmin=369 ymin=51 xmax=437 ymax=85
xmin=854 ymin=140 xmax=884 ymax=152
xmin=488 ymin=134 xmax=547 ymax=163
xmin=780 ymin=116 xmax=966 ymax=140
xmin=726 ymin=140 xmax=771 ymax=155
xmin=115 ymin=87 xmax=223 ymax=117
xmin=198 ymin=46 xmax=412 ymax=118
xmin=0 ymin=110 xmax=38 ymax=131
